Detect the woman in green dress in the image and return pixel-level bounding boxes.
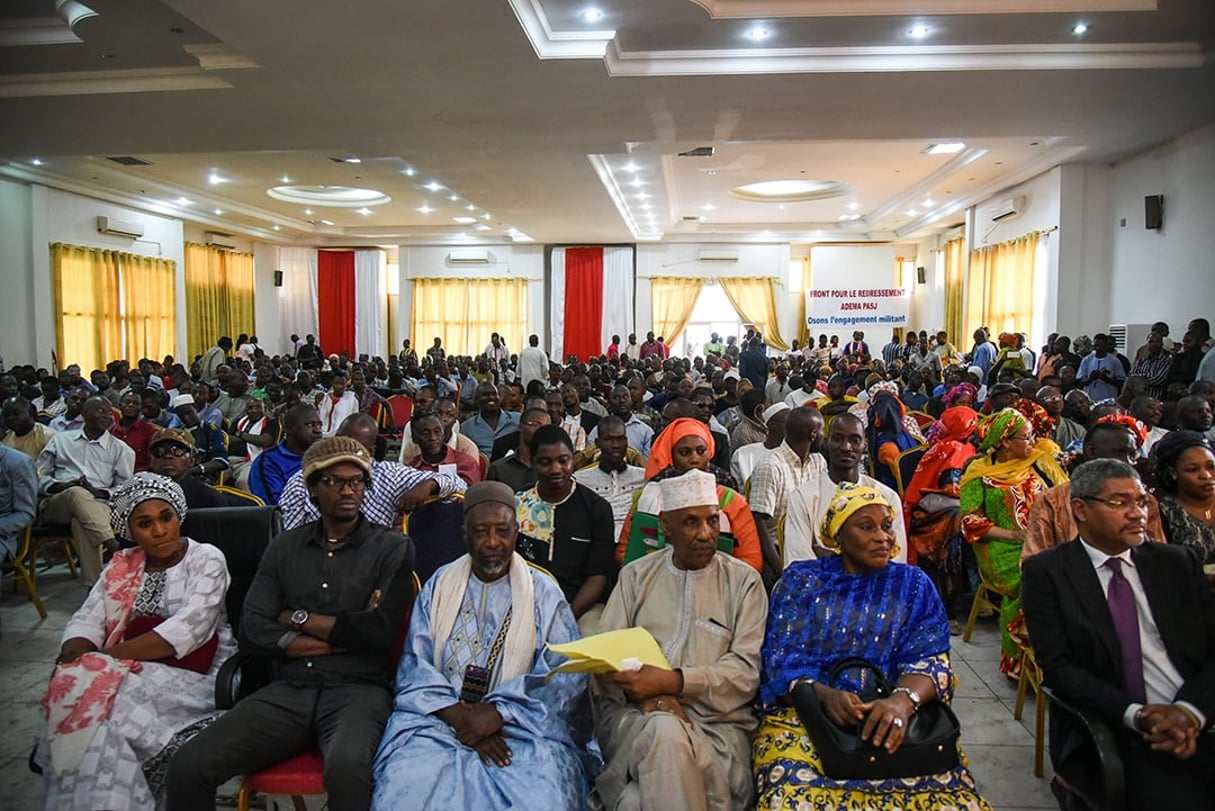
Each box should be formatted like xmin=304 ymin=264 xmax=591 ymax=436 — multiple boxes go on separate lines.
xmin=960 ymin=408 xmax=1068 ymax=677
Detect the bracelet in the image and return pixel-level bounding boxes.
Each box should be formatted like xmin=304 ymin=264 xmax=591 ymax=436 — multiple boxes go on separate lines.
xmin=891 ymin=686 xmax=922 ymax=712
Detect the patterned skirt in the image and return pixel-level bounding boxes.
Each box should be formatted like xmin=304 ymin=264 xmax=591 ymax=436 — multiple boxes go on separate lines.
xmin=752 ymin=707 xmax=993 ymax=811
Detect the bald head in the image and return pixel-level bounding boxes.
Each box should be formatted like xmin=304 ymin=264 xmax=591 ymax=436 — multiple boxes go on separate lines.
xmin=338 ymin=412 xmax=380 ymax=455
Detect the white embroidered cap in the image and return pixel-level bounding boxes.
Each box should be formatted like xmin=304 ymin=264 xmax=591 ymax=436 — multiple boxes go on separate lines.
xmin=658 ymin=469 xmax=717 ymax=513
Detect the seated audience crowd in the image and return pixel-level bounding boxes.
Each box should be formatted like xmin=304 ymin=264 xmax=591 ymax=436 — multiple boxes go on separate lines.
xmin=3 ymin=317 xmax=1215 ymax=809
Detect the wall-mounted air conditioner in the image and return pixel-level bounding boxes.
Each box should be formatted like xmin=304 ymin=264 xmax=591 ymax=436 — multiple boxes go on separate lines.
xmin=205 ymin=231 xmax=237 ymax=250
xmin=1108 ymin=323 xmax=1153 ymax=355
xmin=96 ymin=216 xmax=144 ymax=239
xmin=697 ymin=248 xmax=739 ymax=262
xmin=446 ymin=249 xmax=494 ymax=265
xmin=989 ymin=195 xmax=1025 ymax=222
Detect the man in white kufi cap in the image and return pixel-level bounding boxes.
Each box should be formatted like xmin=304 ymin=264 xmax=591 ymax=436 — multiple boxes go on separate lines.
xmin=591 ymin=468 xmax=768 ymax=810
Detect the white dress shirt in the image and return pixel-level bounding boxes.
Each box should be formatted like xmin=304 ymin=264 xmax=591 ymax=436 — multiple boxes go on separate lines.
xmin=783 ymin=472 xmax=906 ymax=568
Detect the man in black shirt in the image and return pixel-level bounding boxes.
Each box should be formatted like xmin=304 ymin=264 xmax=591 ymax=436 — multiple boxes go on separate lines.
xmin=514 ymin=425 xmax=616 ymax=633
xmin=167 ymin=436 xmax=415 ymax=811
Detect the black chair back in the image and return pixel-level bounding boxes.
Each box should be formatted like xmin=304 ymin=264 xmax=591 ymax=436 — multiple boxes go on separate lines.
xmin=182 ymin=505 xmax=281 ymax=631
xmin=895 ymin=446 xmax=929 ymax=496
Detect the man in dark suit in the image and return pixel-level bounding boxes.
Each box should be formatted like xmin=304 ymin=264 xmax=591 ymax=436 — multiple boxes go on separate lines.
xmin=1022 ymin=458 xmax=1215 ymax=809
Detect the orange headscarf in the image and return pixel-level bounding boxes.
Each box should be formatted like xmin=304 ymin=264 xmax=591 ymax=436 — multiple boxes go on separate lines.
xmin=644 ymin=417 xmax=714 ymax=480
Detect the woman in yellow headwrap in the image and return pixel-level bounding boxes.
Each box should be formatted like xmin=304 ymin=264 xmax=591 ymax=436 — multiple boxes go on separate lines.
xmin=752 ymin=482 xmax=992 ymax=811
xmin=616 ymin=417 xmax=762 ymax=572
xmin=960 ymin=407 xmax=1068 ymax=677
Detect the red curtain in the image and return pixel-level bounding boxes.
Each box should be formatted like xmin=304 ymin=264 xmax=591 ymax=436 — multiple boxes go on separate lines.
xmin=562 ymin=247 xmax=604 ymax=362
xmin=317 ymin=250 xmax=356 ymax=358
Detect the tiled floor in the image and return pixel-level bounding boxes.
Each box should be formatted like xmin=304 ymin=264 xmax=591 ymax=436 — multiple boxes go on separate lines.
xmin=1 ymin=564 xmax=1059 ymax=810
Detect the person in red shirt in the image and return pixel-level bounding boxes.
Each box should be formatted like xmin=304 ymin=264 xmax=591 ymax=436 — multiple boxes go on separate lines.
xmin=607 ymin=334 xmax=621 ymax=361
xmin=403 ymin=411 xmax=482 ymax=485
xmin=108 ymin=391 xmax=157 ymax=472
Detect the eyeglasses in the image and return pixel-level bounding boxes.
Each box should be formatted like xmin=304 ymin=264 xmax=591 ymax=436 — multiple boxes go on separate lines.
xmin=151 ymin=444 xmax=192 ymax=458
xmin=317 ymin=474 xmax=369 ymax=491
xmin=1009 ymin=432 xmax=1035 ymax=443
xmin=1082 ymin=495 xmax=1149 ymax=512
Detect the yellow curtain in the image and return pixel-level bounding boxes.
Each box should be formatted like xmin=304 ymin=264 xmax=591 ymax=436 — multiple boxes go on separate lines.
xmin=185 ymin=243 xmax=255 ymax=361
xmin=718 ymin=276 xmax=790 ymax=350
xmin=122 ymin=253 xmax=177 ymax=362
xmin=51 ymin=243 xmax=122 ymax=372
xmin=411 ymin=278 xmax=526 ymax=356
xmin=650 ymin=277 xmax=704 ymax=346
xmin=963 ymin=232 xmax=1040 ymax=344
xmin=222 ymin=250 xmax=255 ymax=341
xmin=796 ymin=256 xmax=811 ymax=348
xmin=943 ymin=237 xmax=966 ymax=343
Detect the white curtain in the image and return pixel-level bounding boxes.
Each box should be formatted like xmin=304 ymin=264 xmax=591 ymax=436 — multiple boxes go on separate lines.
xmin=602 ymin=246 xmax=634 ymax=350
xmin=353 ymin=248 xmax=386 ymax=359
xmin=550 ymin=247 xmax=567 ymax=362
xmin=277 ymin=246 xmax=318 ymax=345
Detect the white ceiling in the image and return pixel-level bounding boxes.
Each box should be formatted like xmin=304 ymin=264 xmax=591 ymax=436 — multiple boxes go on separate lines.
xmin=0 ymin=0 xmax=1211 ymax=246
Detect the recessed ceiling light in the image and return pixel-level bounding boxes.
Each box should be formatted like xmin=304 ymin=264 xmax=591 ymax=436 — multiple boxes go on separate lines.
xmin=701 ymin=203 xmax=716 ymax=211
xmin=924 ymin=142 xmax=966 ymax=155
xmin=343 ymin=157 xmax=361 ymax=164
xmin=640 ymin=203 xmax=653 ymax=210
xmin=847 ymin=201 xmax=860 ymax=211
xmin=698 ymin=215 xmax=706 ymax=222
xmin=417 ymin=204 xmax=434 ymax=214
xmin=304 ymin=208 xmax=314 ymax=215
xmin=207 ymin=172 xmax=227 ymax=185
xmin=582 ymin=7 xmax=604 ymax=22
xmin=31 ymin=158 xmax=42 ymax=166
xmin=747 ymin=26 xmax=770 ymax=41
xmin=906 ymin=209 xmax=918 ymax=216
xmin=424 ymin=181 xmax=443 ymax=192
xmin=272 ymin=225 xmax=280 ymax=231
xmin=213 ymin=208 xmax=223 ymax=215
xmin=630 ymin=178 xmax=645 ymax=188
xmin=731 ymin=179 xmax=850 ymax=203
xmin=176 ymin=197 xmax=192 ymax=206
xmin=636 ymin=192 xmax=650 ymax=200
xmin=621 ymin=162 xmax=640 ymax=173
xmin=357 ymin=207 xmax=372 ymax=216
xmin=403 ymin=167 xmax=416 ymax=176
xmin=907 ymin=24 xmax=931 ymax=39
xmin=481 ymin=213 xmax=492 ymax=220
xmin=466 ymin=204 xmax=476 ymax=211
xmin=448 ymin=194 xmax=459 ymax=202
xmin=923 ymin=198 xmax=934 ymax=207
xmin=1072 ymin=22 xmax=1088 ymax=34
xmin=280 ymin=174 xmax=291 ymax=183
xmin=321 ymin=219 xmax=335 ymax=225
xmin=453 ymin=216 xmax=477 ymax=224
xmin=474 ymin=224 xmax=492 ymax=231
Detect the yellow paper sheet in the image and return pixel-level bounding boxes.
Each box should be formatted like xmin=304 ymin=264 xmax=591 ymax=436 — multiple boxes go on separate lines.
xmin=546 ymin=627 xmax=670 ymax=677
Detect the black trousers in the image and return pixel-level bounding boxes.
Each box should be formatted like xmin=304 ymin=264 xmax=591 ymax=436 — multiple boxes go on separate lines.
xmin=165 ymin=681 xmax=391 ymax=811
xmin=1118 ymin=732 xmax=1215 ymax=810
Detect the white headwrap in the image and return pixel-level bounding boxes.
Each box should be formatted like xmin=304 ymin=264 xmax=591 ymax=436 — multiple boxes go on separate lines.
xmin=108 ymin=472 xmax=188 ymax=540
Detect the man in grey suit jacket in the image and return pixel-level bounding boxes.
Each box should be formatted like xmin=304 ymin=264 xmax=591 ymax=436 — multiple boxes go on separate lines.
xmin=1022 ymin=459 xmax=1215 ymax=809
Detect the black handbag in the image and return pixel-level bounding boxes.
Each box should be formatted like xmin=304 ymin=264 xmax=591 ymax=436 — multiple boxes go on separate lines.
xmin=789 ymin=656 xmax=961 ymax=780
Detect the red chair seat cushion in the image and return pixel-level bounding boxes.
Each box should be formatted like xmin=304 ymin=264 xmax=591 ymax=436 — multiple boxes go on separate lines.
xmin=245 ymin=750 xmax=326 ymax=795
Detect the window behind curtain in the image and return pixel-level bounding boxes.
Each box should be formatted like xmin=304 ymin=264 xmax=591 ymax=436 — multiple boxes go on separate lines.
xmin=411 ymin=277 xmax=527 ymax=357
xmin=51 ymin=242 xmax=176 ymax=371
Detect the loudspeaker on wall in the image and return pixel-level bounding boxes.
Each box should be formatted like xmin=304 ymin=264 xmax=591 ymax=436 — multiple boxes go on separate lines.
xmin=916 ymin=266 xmax=927 ymax=284
xmin=1145 ymin=195 xmax=1164 ymax=230
xmin=273 ymin=270 xmax=284 ymax=287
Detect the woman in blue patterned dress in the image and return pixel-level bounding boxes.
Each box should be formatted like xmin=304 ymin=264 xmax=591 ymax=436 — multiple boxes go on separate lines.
xmin=752 ymin=482 xmax=992 ymax=810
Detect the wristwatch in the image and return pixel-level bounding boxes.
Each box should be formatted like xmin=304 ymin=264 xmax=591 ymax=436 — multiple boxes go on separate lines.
xmin=787 ymin=677 xmax=816 ymax=697
xmin=290 ymin=609 xmax=310 ymax=628
xmin=892 ymin=685 xmax=922 ymax=712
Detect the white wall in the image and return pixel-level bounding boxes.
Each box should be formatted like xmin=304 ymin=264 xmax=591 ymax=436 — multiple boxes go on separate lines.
xmin=251 ymin=241 xmax=283 ymax=354
xmin=0 ymin=179 xmax=35 ymax=367
xmin=1106 ymin=122 xmax=1215 ymax=334
xmin=636 ymin=242 xmax=795 ymax=344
